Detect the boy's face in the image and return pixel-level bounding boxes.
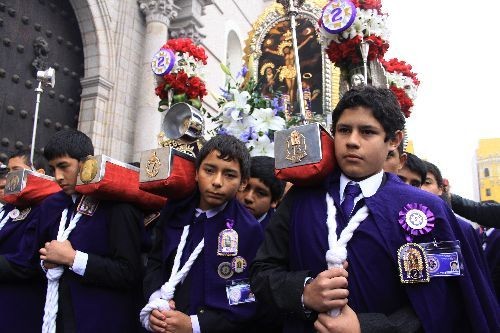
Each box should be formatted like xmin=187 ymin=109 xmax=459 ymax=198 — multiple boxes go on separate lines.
xmin=196 ymin=150 xmax=247 ymax=211
xmin=7 ymin=156 xmax=46 ymax=174
xmin=8 ymin=156 xmax=31 ymax=172
xmin=383 ymin=150 xmax=407 ymax=174
xmin=421 ymin=172 xmax=442 ymax=196
xmin=397 ymin=167 xmax=422 ymax=188
xmin=237 ymin=177 xmax=276 ymax=219
xmin=48 ymin=155 xmax=81 ymax=196
xmin=334 ymin=106 xmax=402 ymax=181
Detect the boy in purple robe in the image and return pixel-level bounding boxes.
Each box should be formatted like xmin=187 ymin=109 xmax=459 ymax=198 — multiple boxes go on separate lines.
xmin=142 ymin=134 xmax=263 ymax=333
xmin=38 ymin=129 xmax=144 ymax=333
xmin=250 ymin=86 xmax=499 ymax=333
xmin=237 ymin=156 xmax=285 ymax=230
xmin=0 ymin=151 xmax=49 ymax=332
xmin=482 ymin=227 xmax=500 ymax=301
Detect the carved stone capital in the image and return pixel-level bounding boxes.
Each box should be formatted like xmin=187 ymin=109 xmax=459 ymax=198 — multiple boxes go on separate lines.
xmin=138 ymin=0 xmax=179 ymax=25
xmin=169 ymin=22 xmax=206 ymax=44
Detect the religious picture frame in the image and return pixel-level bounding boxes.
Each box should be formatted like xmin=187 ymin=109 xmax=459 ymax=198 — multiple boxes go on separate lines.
xmin=244 ymin=0 xmax=340 ymax=125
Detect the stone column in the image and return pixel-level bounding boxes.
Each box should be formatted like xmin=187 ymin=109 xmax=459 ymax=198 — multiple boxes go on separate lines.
xmin=133 ymin=0 xmax=178 ymax=160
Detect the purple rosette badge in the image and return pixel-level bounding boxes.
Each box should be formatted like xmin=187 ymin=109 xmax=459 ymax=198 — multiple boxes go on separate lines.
xmin=319 ymin=0 xmax=357 ymax=36
xmin=151 ymin=48 xmax=176 ymax=76
xmin=398 ymin=203 xmax=435 ymax=242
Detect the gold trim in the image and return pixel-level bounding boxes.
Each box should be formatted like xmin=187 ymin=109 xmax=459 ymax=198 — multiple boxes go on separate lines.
xmin=145 ymin=151 xmax=162 ymax=178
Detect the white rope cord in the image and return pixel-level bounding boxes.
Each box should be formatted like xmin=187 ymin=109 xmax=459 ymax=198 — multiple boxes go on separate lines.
xmin=0 ymin=209 xmax=9 ymax=231
xmin=42 ymin=208 xmax=82 ymax=333
xmin=140 ymin=225 xmax=205 ymax=331
xmin=325 ymin=193 xmax=369 ymax=317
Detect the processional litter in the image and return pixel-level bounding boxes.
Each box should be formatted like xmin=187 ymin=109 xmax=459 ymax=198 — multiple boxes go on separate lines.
xmin=2 ymin=0 xmax=422 ymax=325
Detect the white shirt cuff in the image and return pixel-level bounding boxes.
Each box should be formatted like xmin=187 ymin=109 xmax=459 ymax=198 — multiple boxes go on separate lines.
xmin=190 ymin=315 xmax=201 ymax=333
xmin=69 ymin=250 xmax=88 ymax=276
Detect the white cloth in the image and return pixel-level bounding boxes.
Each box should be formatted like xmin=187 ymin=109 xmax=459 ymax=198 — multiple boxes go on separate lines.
xmin=42 ymin=208 xmax=82 ymax=333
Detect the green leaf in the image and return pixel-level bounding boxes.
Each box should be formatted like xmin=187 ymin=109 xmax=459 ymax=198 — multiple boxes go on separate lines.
xmin=220 ymin=63 xmax=233 ymax=77
xmin=189 ymin=98 xmax=202 ymax=109
xmin=173 ymin=93 xmax=186 ymax=103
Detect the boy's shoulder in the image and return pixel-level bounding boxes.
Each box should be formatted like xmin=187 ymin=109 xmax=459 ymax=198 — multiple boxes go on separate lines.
xmin=39 ymin=190 xmax=70 ymax=211
xmin=375 ymin=173 xmax=452 ymax=216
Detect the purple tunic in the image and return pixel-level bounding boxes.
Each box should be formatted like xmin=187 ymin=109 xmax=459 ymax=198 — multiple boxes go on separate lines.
xmin=38 ymin=191 xmax=143 ymax=333
xmin=287 ymin=172 xmax=499 ymax=332
xmin=157 ymin=195 xmax=263 ymax=326
xmin=484 ymin=228 xmax=500 ymax=301
xmin=0 ymin=203 xmax=46 ymax=333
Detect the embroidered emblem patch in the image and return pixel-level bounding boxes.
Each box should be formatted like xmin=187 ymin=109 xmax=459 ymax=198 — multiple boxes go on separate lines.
xmin=77 ymin=196 xmax=99 ymax=216
xmin=13 ymin=207 xmax=31 ymax=221
xmin=8 ymin=208 xmax=20 ymax=219
xmin=285 ymin=130 xmax=307 ymax=163
xmin=144 ymin=211 xmax=161 ymax=227
xmin=397 ymin=243 xmax=430 ymax=284
xmin=231 ymin=256 xmax=247 ymax=274
xmin=217 ymin=219 xmax=238 ymax=256
xmin=217 ymin=262 xmax=234 ymax=279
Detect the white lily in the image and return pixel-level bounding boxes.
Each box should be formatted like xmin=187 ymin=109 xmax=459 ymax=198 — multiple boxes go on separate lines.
xmin=246 ymin=134 xmax=275 ymax=157
xmin=250 ymin=108 xmax=286 ymax=133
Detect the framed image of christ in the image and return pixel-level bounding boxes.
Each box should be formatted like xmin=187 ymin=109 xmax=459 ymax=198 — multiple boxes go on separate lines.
xmin=245 ymin=0 xmax=339 ymax=124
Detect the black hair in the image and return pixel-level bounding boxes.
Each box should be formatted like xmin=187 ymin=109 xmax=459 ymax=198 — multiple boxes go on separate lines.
xmin=8 ymin=150 xmax=50 ymax=174
xmin=43 ymin=129 xmax=94 ymax=162
xmin=331 ymin=85 xmax=406 ymax=141
xmin=423 ymin=160 xmax=444 ymax=188
xmin=0 ymin=164 xmax=8 ymax=179
xmin=250 ymin=156 xmax=285 ymax=202
xmin=196 ymin=134 xmax=251 ymax=180
xmin=404 ymin=153 xmax=427 ymax=185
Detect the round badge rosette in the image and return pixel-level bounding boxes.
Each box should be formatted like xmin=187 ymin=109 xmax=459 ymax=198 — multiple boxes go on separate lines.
xmin=398 ymin=203 xmax=435 ymax=242
xmin=151 ymin=48 xmax=176 ymax=76
xmin=319 ymin=0 xmax=357 ymax=37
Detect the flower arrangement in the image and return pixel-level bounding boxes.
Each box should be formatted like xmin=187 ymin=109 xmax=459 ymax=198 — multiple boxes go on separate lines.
xmin=214 ymin=65 xmax=286 ymax=157
xmin=153 ymin=38 xmax=208 ymax=111
xmin=320 ymin=0 xmax=390 ymax=68
xmin=381 ymin=58 xmax=420 ymax=118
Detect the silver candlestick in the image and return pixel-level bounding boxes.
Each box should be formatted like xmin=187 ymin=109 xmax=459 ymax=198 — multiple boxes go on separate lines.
xmin=277 ymin=0 xmax=306 ymax=122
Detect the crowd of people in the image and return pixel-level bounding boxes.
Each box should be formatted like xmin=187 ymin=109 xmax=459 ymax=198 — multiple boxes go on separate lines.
xmin=0 ymin=86 xmax=499 ymax=333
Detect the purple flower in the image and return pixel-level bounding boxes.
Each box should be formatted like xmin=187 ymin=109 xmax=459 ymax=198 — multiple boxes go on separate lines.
xmin=238 ymin=126 xmax=257 ymax=143
xmin=236 ymin=66 xmax=248 ymax=79
xmin=217 ymin=127 xmax=229 ymax=135
xmin=271 ymin=97 xmax=285 ymax=115
xmin=219 ymin=88 xmax=233 ymax=101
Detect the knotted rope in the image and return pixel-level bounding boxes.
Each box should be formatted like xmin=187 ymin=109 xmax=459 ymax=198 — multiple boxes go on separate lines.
xmin=140 ymin=225 xmax=204 ymax=331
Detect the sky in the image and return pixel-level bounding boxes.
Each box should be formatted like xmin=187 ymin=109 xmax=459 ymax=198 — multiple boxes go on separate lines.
xmin=381 ymin=0 xmax=500 ymax=199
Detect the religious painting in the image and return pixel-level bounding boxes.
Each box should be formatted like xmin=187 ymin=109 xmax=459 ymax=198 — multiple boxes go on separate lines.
xmin=245 ymin=0 xmax=340 ymax=123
